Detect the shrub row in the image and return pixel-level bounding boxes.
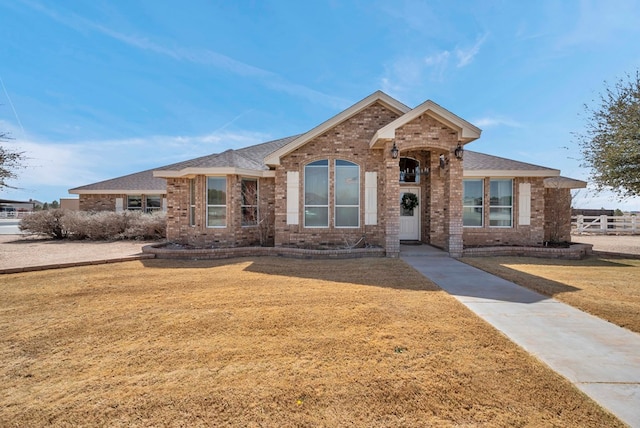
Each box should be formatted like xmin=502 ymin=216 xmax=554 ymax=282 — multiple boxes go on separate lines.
xmin=19 ymin=209 xmax=166 ymax=240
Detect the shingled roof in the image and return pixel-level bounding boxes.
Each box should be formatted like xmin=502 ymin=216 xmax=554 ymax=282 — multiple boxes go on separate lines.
xmin=69 ymin=168 xmax=167 ymax=194
xmin=154 ymin=135 xmax=299 ymax=173
xmin=70 ymin=136 xmax=568 ymax=194
xmin=69 ymin=135 xmax=299 ymax=194
xmin=463 ymin=150 xmax=560 ymax=177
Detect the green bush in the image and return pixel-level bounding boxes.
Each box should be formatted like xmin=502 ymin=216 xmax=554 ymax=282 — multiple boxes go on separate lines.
xmin=19 ymin=210 xmax=166 ymax=240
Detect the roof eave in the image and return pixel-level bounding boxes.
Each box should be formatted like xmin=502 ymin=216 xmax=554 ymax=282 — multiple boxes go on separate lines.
xmin=153 ymin=167 xmax=275 ymax=178
xmin=463 ymin=169 xmax=560 ymax=178
xmin=69 ymin=189 xmax=167 ymax=195
xmin=544 ymin=176 xmax=588 ymax=189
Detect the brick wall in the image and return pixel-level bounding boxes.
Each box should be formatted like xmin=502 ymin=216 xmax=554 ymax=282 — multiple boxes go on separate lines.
xmin=79 ymin=194 xmax=119 ymax=211
xmin=166 ymin=175 xmax=275 ymax=247
xmin=275 ymin=102 xmax=400 ymax=250
xmin=544 ymin=187 xmax=572 ymax=243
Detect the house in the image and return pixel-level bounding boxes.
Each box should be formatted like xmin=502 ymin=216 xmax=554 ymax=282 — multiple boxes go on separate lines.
xmin=69 ymin=91 xmax=586 ymax=257
xmin=0 ymin=199 xmax=36 ymax=217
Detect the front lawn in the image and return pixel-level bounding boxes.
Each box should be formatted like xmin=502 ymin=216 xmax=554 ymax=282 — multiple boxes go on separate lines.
xmin=461 ymin=256 xmax=640 ymax=333
xmin=0 ymin=258 xmax=622 ymax=427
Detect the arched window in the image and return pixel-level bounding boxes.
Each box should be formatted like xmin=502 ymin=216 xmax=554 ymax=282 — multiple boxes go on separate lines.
xmin=303 ymin=159 xmax=360 ymax=228
xmin=399 ymin=157 xmax=421 ymax=183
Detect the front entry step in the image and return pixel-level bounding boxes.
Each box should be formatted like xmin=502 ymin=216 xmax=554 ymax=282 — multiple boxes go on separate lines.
xmin=400 ymin=240 xmax=422 ymax=246
xmin=400 ymin=244 xmax=449 ymax=257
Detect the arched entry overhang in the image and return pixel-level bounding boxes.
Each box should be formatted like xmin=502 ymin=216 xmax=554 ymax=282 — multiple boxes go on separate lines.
xmin=371 ymin=100 xmax=481 ymax=257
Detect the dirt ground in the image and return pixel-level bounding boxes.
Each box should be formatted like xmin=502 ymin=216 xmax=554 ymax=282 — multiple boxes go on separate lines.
xmin=0 ymin=258 xmax=623 ymax=427
xmin=0 ymin=235 xmax=154 ymax=270
xmin=571 ymin=234 xmax=640 ymax=255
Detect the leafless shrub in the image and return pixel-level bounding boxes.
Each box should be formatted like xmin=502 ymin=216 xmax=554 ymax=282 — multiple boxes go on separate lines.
xmin=18 ymin=209 xmax=68 ymax=239
xmin=19 ymin=210 xmax=166 ymax=240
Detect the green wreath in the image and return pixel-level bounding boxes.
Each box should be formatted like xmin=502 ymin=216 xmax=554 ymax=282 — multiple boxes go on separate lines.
xmin=401 ymin=193 xmax=419 ymax=211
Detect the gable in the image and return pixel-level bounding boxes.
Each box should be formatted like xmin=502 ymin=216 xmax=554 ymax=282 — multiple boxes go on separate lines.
xmin=370 ymin=99 xmax=481 ymax=148
xmin=264 ymin=91 xmax=410 ymax=166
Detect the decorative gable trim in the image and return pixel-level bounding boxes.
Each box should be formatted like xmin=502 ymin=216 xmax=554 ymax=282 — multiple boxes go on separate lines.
xmin=370 ymin=99 xmax=482 ymax=148
xmin=264 ymin=91 xmax=410 ymax=166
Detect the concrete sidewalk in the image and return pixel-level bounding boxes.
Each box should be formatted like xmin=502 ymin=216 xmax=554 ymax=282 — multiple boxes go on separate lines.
xmin=401 ymin=244 xmax=640 ymax=428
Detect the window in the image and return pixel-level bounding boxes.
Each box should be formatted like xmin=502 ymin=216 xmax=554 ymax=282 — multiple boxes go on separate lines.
xmin=463 ymin=179 xmax=484 ymax=227
xmin=399 ymin=157 xmax=420 ymax=183
xmin=189 ymin=179 xmax=196 ymax=226
xmin=304 ymin=160 xmax=329 ymax=227
xmin=335 ymin=160 xmax=359 ymax=227
xmin=241 ymin=179 xmax=258 ymax=226
xmin=490 ymin=179 xmax=513 ymax=227
xmin=206 ymin=177 xmax=227 ymax=227
xmin=127 ymin=195 xmax=142 ymax=211
xmin=145 ymin=195 xmax=162 ymax=213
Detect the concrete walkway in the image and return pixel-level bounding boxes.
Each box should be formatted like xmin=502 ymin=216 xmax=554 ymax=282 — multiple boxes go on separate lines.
xmin=401 ymin=244 xmax=640 ymax=428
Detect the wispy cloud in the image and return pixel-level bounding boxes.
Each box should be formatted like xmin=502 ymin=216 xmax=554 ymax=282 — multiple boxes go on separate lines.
xmin=18 ymin=0 xmax=348 ymax=109
xmin=472 ymin=115 xmax=522 ymax=129
xmin=424 ymin=51 xmax=451 ymax=81
xmin=455 ymin=33 xmax=488 ymax=68
xmin=380 ymin=31 xmax=488 ymax=97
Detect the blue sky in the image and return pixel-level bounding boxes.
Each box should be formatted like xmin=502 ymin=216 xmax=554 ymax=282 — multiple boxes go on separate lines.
xmin=1 ymin=0 xmax=640 ymax=209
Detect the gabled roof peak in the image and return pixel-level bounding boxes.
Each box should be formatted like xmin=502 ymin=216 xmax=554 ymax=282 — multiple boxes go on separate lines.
xmin=264 ymin=91 xmax=410 ymax=166
xmin=370 ymin=99 xmax=481 ymax=148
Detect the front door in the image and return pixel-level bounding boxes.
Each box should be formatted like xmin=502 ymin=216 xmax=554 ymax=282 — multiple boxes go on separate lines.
xmin=399 ymin=187 xmax=420 ymax=240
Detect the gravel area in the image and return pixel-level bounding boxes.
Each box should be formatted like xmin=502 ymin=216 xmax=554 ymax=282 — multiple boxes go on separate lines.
xmin=570 ymin=234 xmax=640 ymax=255
xmin=0 ymin=235 xmax=157 ymax=271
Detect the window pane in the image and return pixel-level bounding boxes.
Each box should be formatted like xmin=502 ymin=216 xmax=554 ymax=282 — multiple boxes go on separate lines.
xmin=242 ymin=180 xmax=257 ymax=206
xmin=207 ymin=177 xmax=226 ymax=205
xmin=127 ymin=195 xmax=142 ymax=210
xmin=207 ymin=206 xmax=226 ymax=227
xmin=336 ymin=207 xmax=358 ymax=227
xmin=335 ymin=164 xmax=359 ymax=205
xmin=463 ymin=207 xmax=483 ymax=226
xmin=305 ymin=165 xmax=328 ymax=205
xmin=490 ymin=207 xmax=512 ymax=227
xmin=490 ymin=179 xmax=512 ymax=206
xmin=305 ymin=207 xmax=328 ymax=227
xmin=146 ymin=195 xmax=162 ymax=212
xmin=463 ymin=180 xmax=483 ymax=206
xmin=242 ymin=206 xmax=258 ymax=226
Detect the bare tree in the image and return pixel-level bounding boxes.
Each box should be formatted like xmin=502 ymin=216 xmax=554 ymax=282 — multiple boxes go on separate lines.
xmin=0 ymin=131 xmax=25 ymax=190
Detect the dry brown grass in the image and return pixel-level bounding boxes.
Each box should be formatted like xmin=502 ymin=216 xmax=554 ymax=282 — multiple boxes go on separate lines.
xmin=0 ymin=258 xmax=622 ymax=427
xmin=462 ymin=256 xmax=640 ymax=334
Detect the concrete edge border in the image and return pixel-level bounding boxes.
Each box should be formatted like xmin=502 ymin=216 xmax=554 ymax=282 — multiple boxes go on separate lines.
xmin=0 ymin=254 xmax=156 ymax=275
xmin=142 ymin=244 xmax=386 ymax=260
xmin=462 ymin=243 xmax=594 ymax=259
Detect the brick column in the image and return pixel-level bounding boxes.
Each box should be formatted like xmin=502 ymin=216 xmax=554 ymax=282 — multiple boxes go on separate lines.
xmin=384 ymin=140 xmax=400 ymax=257
xmin=446 ymin=154 xmax=464 ymax=257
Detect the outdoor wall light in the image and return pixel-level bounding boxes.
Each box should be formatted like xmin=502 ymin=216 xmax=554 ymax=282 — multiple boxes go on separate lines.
xmin=439 ymin=154 xmax=448 ymax=169
xmin=454 ymin=143 xmax=464 ymax=160
xmin=391 ymin=142 xmax=399 ymax=159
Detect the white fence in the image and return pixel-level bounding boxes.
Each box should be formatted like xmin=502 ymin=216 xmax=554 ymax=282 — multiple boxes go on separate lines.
xmin=572 ymin=215 xmax=639 ymax=235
